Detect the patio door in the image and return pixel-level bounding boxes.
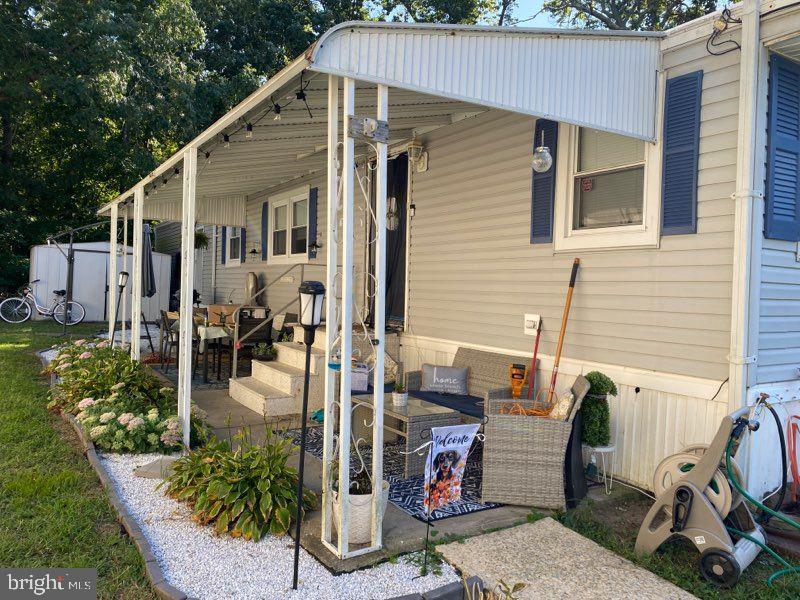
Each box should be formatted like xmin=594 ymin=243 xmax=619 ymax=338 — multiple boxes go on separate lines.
xmin=367 ymin=152 xmax=408 ymax=329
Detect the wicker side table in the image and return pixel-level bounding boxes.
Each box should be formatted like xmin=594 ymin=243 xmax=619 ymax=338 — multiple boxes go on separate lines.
xmin=352 ymin=393 xmax=462 ymax=477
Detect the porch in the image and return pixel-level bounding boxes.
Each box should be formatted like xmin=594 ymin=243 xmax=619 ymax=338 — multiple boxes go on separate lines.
xmin=98 ymin=21 xmax=663 ymax=562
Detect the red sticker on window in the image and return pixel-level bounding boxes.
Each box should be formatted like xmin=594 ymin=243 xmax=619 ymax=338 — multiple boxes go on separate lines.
xmin=581 ymin=178 xmax=594 ymax=193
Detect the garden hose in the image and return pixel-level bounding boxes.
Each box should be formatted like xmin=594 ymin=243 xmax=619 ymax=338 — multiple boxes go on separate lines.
xmin=725 ymin=431 xmax=800 ymax=585
xmin=757 ymin=403 xmax=788 ymax=523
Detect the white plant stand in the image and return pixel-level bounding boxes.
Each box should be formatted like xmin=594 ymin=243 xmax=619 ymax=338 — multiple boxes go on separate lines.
xmin=584 ymin=444 xmax=616 ymax=494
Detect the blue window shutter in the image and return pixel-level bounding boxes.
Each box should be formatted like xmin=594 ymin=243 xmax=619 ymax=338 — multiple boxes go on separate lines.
xmin=766 ymin=54 xmax=800 ymax=241
xmin=662 ymin=70 xmax=703 ymax=235
xmin=240 ymin=227 xmax=246 ymax=263
xmin=261 ymin=202 xmax=269 ymax=260
xmin=530 ymin=119 xmax=558 ymax=244
xmin=221 ymin=227 xmax=227 ymax=264
xmin=308 ymin=187 xmax=318 ymax=259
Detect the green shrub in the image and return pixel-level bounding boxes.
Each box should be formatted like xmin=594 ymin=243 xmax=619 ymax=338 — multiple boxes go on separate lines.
xmin=581 ymin=370 xmax=616 ymax=448
xmin=45 ymin=340 xmax=208 ymax=453
xmin=164 ymin=430 xmax=317 ymax=542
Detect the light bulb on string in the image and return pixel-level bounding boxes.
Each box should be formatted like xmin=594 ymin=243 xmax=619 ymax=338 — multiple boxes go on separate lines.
xmin=532 ymin=129 xmax=553 ymax=173
xmin=245 ymin=123 xmax=253 ymax=139
xmin=273 ymin=104 xmax=282 ymax=121
xmin=223 ymin=133 xmax=230 ymax=148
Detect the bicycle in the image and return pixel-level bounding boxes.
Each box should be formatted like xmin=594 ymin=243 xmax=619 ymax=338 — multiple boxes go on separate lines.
xmin=0 ymin=279 xmax=86 ymax=325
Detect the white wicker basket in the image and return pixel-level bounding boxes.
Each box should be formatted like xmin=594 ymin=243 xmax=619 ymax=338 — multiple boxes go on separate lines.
xmin=333 ymin=480 xmax=390 ymax=545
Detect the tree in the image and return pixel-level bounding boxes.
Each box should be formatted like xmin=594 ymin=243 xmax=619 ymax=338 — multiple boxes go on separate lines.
xmin=541 ymin=0 xmax=718 ymax=30
xmin=381 ymin=0 xmax=495 ymax=24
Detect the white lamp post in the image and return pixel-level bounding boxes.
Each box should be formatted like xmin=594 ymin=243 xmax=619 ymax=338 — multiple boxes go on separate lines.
xmin=293 ymin=280 xmax=325 ymax=590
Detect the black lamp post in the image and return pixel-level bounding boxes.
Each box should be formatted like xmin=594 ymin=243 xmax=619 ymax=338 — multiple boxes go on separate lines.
xmin=292 ymin=280 xmax=325 ymax=590
xmin=110 ymin=271 xmax=129 ymax=347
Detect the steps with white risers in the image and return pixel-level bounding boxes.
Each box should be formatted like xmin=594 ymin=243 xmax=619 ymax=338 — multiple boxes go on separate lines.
xmin=274 ymin=342 xmax=325 ymax=375
xmin=251 ymin=360 xmax=307 ymax=396
xmin=291 ymin=324 xmax=328 ymax=350
xmin=228 ymin=377 xmax=297 ymax=417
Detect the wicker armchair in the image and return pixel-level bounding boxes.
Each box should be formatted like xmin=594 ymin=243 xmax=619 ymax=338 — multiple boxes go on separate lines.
xmin=481 ymin=375 xmax=590 ymax=510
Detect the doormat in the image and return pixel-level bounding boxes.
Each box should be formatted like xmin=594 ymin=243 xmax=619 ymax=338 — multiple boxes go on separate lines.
xmin=283 ymin=428 xmax=502 ymax=522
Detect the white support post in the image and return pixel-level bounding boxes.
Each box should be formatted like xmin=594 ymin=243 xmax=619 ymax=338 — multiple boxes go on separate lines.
xmin=108 ymin=202 xmax=118 ymax=342
xmin=371 ymin=84 xmax=388 ymax=548
xmin=178 ymin=147 xmax=198 ymax=449
xmin=122 ymin=205 xmax=129 ymax=344
xmin=321 ymin=74 xmax=339 ymax=545
xmin=337 ymin=77 xmax=356 ymax=557
xmin=130 ymin=187 xmax=144 ymax=360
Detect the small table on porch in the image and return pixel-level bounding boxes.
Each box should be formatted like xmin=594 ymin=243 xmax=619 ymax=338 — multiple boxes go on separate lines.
xmin=196 ymin=324 xmax=233 ymax=383
xmin=351 ymin=393 xmax=462 ymax=477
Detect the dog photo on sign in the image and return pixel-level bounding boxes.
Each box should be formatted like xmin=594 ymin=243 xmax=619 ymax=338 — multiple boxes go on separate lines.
xmin=423 ymin=423 xmax=479 ymax=511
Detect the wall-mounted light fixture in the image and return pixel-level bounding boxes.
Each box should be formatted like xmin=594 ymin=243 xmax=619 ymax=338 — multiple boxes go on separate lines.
xmin=532 ymin=130 xmax=553 ymax=173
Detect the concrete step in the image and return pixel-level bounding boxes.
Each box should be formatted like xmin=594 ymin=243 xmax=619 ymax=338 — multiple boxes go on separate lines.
xmin=251 ymin=360 xmax=308 ymax=396
xmin=228 ymin=377 xmax=297 ymax=417
xmin=274 ymin=342 xmax=326 ymax=375
xmin=291 ymin=324 xmax=328 ymax=350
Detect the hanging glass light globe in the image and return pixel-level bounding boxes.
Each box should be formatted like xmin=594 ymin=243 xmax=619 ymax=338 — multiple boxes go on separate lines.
xmin=532 ymin=129 xmax=553 ymax=173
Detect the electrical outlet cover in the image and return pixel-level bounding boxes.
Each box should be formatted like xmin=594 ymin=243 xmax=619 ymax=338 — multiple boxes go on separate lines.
xmin=524 ymin=313 xmax=541 ymax=336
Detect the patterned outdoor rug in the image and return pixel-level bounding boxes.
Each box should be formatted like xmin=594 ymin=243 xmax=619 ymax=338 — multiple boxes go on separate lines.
xmin=283 ymin=428 xmax=502 ymax=522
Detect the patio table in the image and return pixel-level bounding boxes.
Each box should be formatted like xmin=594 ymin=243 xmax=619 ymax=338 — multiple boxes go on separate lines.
xmin=197 ymin=324 xmax=232 ymax=383
xmin=351 ymin=393 xmax=461 ymax=477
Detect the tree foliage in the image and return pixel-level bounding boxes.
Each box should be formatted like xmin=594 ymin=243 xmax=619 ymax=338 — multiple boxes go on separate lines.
xmin=541 ymin=0 xmax=718 ymax=30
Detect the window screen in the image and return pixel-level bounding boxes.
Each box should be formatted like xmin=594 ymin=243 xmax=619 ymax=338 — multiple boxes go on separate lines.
xmin=273 ymin=205 xmax=287 ymax=256
xmin=291 ymin=198 xmax=307 ymax=255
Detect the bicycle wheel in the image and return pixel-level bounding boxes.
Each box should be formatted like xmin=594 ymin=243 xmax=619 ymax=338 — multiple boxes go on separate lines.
xmin=0 ymin=297 xmax=32 ymax=324
xmin=52 ymin=301 xmax=86 ymax=326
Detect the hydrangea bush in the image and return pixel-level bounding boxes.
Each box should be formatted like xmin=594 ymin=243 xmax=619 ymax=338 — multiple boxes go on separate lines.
xmin=45 ymin=340 xmax=208 ymax=453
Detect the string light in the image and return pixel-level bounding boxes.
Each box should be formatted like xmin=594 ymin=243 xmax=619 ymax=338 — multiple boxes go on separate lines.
xmin=273 ymin=102 xmax=282 ymax=121
xmin=223 ymin=133 xmax=230 ymax=148
xmin=245 ymin=123 xmax=253 ymax=139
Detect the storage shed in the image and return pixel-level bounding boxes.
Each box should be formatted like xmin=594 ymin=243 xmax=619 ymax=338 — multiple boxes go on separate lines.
xmin=28 ymin=241 xmax=171 ymax=322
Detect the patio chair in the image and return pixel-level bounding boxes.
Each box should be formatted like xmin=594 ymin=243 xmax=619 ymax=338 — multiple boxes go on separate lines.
xmin=481 ymin=375 xmax=590 ymax=510
xmin=159 ymin=310 xmax=201 ymax=375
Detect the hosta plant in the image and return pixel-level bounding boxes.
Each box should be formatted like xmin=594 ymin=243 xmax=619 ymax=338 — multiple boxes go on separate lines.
xmin=164 ymin=430 xmax=317 ymax=542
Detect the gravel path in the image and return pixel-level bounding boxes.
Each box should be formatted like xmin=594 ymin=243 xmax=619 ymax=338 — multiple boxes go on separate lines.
xmin=100 ymin=453 xmax=458 ymax=599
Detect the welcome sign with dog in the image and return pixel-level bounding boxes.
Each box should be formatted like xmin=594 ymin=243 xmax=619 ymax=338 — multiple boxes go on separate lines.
xmin=423 ymin=423 xmax=480 ymax=511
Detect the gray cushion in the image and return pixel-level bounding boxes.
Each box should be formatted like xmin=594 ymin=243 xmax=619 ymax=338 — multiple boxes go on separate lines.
xmin=420 ymin=364 xmax=468 ymax=395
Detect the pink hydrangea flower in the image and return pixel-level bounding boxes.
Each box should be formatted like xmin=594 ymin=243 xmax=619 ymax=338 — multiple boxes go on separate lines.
xmin=117 ymin=413 xmax=134 ymax=425
xmin=58 ymin=362 xmax=72 ymax=370
xmin=77 ymin=398 xmax=95 ymax=409
xmin=99 ymin=412 xmax=116 ymax=424
xmin=96 ymin=341 xmax=109 ymax=348
xmin=74 ymin=339 xmax=86 ymax=346
xmin=126 ymin=417 xmax=145 ymax=431
xmin=78 ymin=351 xmax=92 ymax=359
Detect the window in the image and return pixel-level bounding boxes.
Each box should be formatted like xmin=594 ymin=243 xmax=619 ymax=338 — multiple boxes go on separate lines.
xmin=223 ymin=226 xmax=243 ymax=267
xmin=554 ymin=123 xmax=661 ymax=251
xmin=228 ymin=228 xmax=241 ymax=262
xmin=572 ymin=128 xmax=645 ymax=230
xmin=268 ymin=186 xmax=310 ymax=263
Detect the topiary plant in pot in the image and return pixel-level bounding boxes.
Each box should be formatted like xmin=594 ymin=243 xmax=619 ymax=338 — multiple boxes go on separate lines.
xmin=582 ymin=371 xmax=617 ymax=448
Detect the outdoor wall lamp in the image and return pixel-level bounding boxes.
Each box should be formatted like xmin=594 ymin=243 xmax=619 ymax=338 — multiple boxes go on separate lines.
xmin=532 ymin=129 xmax=553 ymax=173
xmin=292 ymin=280 xmax=325 ymax=590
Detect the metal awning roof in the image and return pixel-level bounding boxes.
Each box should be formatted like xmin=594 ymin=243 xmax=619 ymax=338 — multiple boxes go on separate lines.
xmin=99 ymin=22 xmax=664 ymax=218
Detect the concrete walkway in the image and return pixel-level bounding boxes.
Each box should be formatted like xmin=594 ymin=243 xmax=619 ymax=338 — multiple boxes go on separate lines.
xmin=439 ymin=517 xmax=696 ymax=599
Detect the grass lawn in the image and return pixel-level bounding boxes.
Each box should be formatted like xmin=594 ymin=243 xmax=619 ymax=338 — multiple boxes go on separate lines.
xmin=539 ymin=486 xmax=800 ymax=600
xmin=0 ymin=321 xmax=156 ymax=599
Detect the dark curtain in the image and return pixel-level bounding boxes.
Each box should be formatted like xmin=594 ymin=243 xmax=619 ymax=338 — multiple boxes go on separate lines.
xmin=368 ymin=153 xmax=407 ymax=328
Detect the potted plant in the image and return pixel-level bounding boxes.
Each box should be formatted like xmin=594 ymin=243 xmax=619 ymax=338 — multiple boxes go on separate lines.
xmin=194 ymin=229 xmax=209 ymax=250
xmin=252 ymin=343 xmax=276 ymax=361
xmin=331 ymin=466 xmax=390 ymax=545
xmin=392 ymin=380 xmax=408 ymax=407
xmin=582 ymin=370 xmax=616 ymax=449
